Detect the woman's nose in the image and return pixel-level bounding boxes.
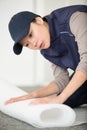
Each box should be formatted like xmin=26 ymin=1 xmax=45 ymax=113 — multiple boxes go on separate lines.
xmin=29 ymin=40 xmax=37 ymax=48
xmin=33 ymin=42 xmax=37 ymax=47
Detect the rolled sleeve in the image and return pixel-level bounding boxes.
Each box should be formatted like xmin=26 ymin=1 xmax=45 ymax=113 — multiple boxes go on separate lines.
xmin=70 ymin=12 xmax=87 ymax=76
xmin=51 ymin=63 xmax=69 ymax=94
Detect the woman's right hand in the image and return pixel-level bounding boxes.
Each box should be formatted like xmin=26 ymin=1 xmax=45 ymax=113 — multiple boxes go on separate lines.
xmin=4 ymin=93 xmax=34 ymax=105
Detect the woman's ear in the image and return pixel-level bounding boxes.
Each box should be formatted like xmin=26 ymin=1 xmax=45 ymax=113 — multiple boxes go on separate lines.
xmin=34 ymin=17 xmax=44 ymax=24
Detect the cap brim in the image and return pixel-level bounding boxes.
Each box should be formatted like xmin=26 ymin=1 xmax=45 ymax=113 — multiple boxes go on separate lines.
xmin=13 ymin=43 xmax=23 ymax=55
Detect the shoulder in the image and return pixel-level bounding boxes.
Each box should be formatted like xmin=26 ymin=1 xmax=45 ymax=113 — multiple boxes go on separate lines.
xmin=70 ymin=11 xmax=87 ymax=34
xmin=70 ymin=11 xmax=87 ymax=24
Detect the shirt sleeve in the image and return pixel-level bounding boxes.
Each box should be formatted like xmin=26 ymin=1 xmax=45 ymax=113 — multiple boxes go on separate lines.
xmin=70 ymin=11 xmax=87 ymax=76
xmin=51 ymin=63 xmax=69 ymax=94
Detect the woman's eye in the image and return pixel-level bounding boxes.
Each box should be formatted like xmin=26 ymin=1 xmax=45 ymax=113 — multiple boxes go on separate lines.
xmin=29 ymin=33 xmax=32 ymax=37
xmin=25 ymin=43 xmax=29 ymax=47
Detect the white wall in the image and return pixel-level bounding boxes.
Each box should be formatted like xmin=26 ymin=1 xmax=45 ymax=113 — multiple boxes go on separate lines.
xmin=0 ymin=0 xmax=87 ymax=87
xmin=0 ymin=0 xmax=38 ymax=86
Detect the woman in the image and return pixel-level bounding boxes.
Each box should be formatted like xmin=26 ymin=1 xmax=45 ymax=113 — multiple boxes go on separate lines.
xmin=5 ymin=5 xmax=87 ymax=108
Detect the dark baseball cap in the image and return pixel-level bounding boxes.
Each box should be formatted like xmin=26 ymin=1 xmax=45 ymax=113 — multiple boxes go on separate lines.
xmin=8 ymin=11 xmax=39 ymax=55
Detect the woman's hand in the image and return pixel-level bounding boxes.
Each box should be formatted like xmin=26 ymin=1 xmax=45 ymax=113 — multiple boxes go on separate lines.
xmin=4 ymin=95 xmax=28 ymax=105
xmin=29 ymin=96 xmax=62 ymax=105
xmin=4 ymin=93 xmax=35 ymax=105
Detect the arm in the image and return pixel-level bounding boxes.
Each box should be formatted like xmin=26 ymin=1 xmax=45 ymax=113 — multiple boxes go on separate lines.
xmin=58 ymin=70 xmax=87 ymax=103
xmin=5 ymin=61 xmax=69 ymax=105
xmin=5 ymin=63 xmax=68 ymax=105
xmin=51 ymin=63 xmax=69 ymax=94
xmin=34 ymin=63 xmax=70 ymax=97
xmin=29 ymin=81 xmax=59 ymax=98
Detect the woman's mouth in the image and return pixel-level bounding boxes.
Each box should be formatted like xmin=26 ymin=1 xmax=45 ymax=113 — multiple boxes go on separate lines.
xmin=40 ymin=42 xmax=45 ymax=49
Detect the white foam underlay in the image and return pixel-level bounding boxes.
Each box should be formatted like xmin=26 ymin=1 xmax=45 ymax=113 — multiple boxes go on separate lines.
xmin=0 ymin=79 xmax=87 ymax=128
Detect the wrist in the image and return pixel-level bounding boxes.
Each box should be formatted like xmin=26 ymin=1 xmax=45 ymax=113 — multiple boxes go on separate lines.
xmin=27 ymin=91 xmax=37 ymax=99
xmin=57 ymin=93 xmax=68 ymax=104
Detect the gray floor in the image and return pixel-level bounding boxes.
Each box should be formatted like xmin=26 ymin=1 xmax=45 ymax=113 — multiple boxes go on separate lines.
xmin=0 ymin=111 xmax=87 ymax=130
xmin=0 ymin=87 xmax=87 ymax=130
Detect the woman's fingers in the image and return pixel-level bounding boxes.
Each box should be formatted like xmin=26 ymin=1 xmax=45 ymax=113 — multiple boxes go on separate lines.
xmin=4 ymin=94 xmax=29 ymax=105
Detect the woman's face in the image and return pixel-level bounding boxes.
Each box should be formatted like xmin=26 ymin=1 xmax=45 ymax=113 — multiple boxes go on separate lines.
xmin=20 ymin=17 xmax=50 ymax=50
